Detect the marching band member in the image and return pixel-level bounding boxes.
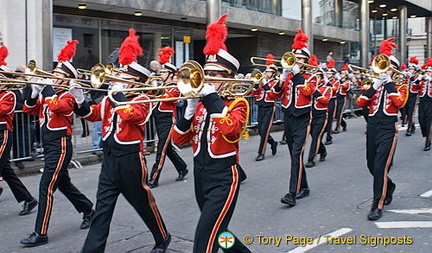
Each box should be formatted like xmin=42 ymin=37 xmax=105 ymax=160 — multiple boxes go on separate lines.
xmin=0 ymin=45 xmax=38 ymax=216
xmin=171 ymin=14 xmax=251 ymax=253
xmin=418 ymin=58 xmax=432 ymax=151
xmin=71 ymin=29 xmax=171 ymax=253
xmin=403 ymin=57 xmax=421 ymax=136
xmin=251 ymin=54 xmax=278 ymax=161
xmin=148 ymin=46 xmax=188 ymax=188
xmin=324 ymin=59 xmax=339 ymax=145
xmin=333 ymin=63 xmax=350 ymax=133
xmin=21 ymin=40 xmax=94 ymax=247
xmin=356 ymin=38 xmax=408 ymax=220
xmin=269 ymin=29 xmax=316 ymax=207
xmin=305 ymin=56 xmax=331 ymax=168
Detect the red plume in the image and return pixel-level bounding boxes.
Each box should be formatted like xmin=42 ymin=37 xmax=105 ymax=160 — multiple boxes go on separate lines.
xmin=401 ymin=63 xmax=407 ymax=71
xmin=309 ymin=55 xmax=318 ymax=67
xmin=379 ymin=37 xmax=398 ymax=56
xmin=341 ymin=63 xmax=349 ymax=71
xmin=424 ymin=57 xmax=432 ymax=68
xmin=327 ymin=59 xmax=335 ymax=68
xmin=0 ymin=45 xmax=8 ymax=66
xmin=119 ymin=28 xmax=143 ymax=66
xmin=265 ymin=54 xmax=275 ymax=65
xmin=157 ymin=46 xmax=175 ymax=64
xmin=409 ymin=56 xmax=419 ymax=65
xmin=203 ymin=14 xmax=228 ymax=56
xmin=57 ymin=40 xmax=78 ymax=62
xmin=292 ymin=29 xmax=309 ymax=50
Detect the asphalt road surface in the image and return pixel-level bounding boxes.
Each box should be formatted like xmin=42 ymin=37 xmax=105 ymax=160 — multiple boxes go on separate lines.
xmin=1 ymin=116 xmax=431 ymax=253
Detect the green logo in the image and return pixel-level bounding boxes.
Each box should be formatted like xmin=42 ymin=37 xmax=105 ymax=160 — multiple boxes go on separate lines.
xmin=218 ymin=231 xmax=235 ymax=249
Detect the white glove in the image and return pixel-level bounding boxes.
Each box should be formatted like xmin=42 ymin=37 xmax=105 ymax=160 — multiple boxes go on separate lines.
xmin=372 ymin=78 xmax=383 ymax=90
xmin=69 ymin=81 xmax=85 ymax=104
xmin=378 ymin=73 xmax=392 ymax=84
xmin=323 ymin=75 xmax=329 ymax=84
xmin=292 ymin=65 xmax=301 ymax=75
xmin=184 ymin=98 xmax=199 ymax=120
xmin=111 ymin=82 xmax=125 ymax=95
xmin=31 ymin=84 xmax=44 ymax=98
xmin=424 ymin=75 xmax=431 ymax=81
xmin=280 ymin=69 xmax=291 ymax=82
xmin=199 ymin=83 xmax=216 ymax=96
xmin=151 ymin=79 xmax=158 ymax=87
xmin=404 ymin=71 xmax=412 ymax=78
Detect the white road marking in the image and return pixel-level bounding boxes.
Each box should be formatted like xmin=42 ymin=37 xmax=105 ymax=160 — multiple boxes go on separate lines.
xmin=287 ymin=228 xmax=353 ymax=253
xmin=387 ymin=208 xmax=432 ymax=214
xmin=375 ymin=221 xmax=432 ymax=228
xmin=420 ymin=189 xmax=432 ymax=198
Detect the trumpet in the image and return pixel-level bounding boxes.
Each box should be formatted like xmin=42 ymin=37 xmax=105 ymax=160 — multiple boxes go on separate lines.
xmin=251 ymin=52 xmax=320 ymax=71
xmin=90 ymin=63 xmax=163 ymax=89
xmin=108 ymin=60 xmax=261 ymax=106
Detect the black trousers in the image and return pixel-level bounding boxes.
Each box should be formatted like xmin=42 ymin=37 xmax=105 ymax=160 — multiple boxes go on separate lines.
xmin=149 ymin=116 xmax=187 ymax=182
xmin=307 ymin=113 xmax=327 ymax=163
xmin=325 ymin=98 xmax=336 ymax=141
xmin=194 ymin=164 xmax=250 ymax=253
xmin=0 ymin=130 xmax=33 ymax=203
xmin=366 ymin=122 xmax=398 ymax=210
xmin=83 ymin=150 xmax=168 ymax=253
xmin=418 ymin=97 xmax=432 ymax=142
xmin=283 ymin=112 xmax=310 ymax=194
xmin=35 ymin=136 xmax=93 ymax=235
xmin=334 ymin=96 xmax=347 ymax=132
xmin=257 ymin=105 xmax=276 ymax=155
xmin=404 ymin=94 xmax=418 ymax=132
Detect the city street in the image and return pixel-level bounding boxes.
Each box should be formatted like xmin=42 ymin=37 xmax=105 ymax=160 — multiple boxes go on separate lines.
xmin=1 ymin=116 xmax=431 ymax=253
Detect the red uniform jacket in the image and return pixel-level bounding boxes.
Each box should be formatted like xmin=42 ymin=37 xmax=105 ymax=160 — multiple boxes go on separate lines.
xmin=418 ymin=79 xmax=432 ymax=98
xmin=172 ymin=95 xmax=248 ymax=163
xmin=408 ymin=76 xmax=421 ymax=94
xmin=0 ymin=91 xmax=16 ymax=130
xmin=152 ymin=83 xmax=180 ymax=117
xmin=268 ymin=72 xmax=316 ymax=116
xmin=337 ymin=79 xmax=351 ymax=96
xmin=330 ymin=79 xmax=340 ymax=99
xmin=24 ymin=89 xmax=75 ymax=137
xmin=251 ymin=78 xmax=278 ymax=106
xmin=79 ymin=95 xmax=151 ymax=151
xmin=356 ymin=82 xmax=408 ymax=121
xmin=313 ymin=84 xmax=332 ymax=111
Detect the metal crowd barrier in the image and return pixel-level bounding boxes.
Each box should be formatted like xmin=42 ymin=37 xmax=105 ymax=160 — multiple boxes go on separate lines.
xmin=10 ymin=97 xmax=287 ymax=167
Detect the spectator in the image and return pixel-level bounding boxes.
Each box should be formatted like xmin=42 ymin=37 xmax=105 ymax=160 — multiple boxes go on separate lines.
xmin=326 ymin=51 xmax=334 ymax=62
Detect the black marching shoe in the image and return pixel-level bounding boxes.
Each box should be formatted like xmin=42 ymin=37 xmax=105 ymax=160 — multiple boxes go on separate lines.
xmin=305 ymin=161 xmax=315 ymax=168
xmin=333 ymin=130 xmax=340 ymax=134
xmin=0 ymin=186 xmax=3 ymax=197
xmin=405 ymin=131 xmax=412 ymax=136
xmin=148 ymin=179 xmax=159 ymax=188
xmin=280 ymin=193 xmax=296 ymax=206
xmin=20 ymin=232 xmax=48 ymax=247
xmin=424 ymin=145 xmax=431 ymax=151
xmin=81 ymin=209 xmax=95 ymax=229
xmin=279 ymin=139 xmax=287 ymax=145
xmin=176 ymin=168 xmax=189 ymax=181
xmin=384 ymin=184 xmax=396 ymax=205
xmin=19 ymin=198 xmax=38 ymax=216
xmin=255 ymin=154 xmax=265 ymax=161
xmin=319 ymin=152 xmax=327 ymax=162
xmin=295 ymin=188 xmax=310 ymax=199
xmin=271 ymin=141 xmax=278 ymax=156
xmin=151 ymin=234 xmax=171 ymax=253
xmin=367 ymin=208 xmax=382 ymax=220
xmin=324 ymin=140 xmax=332 ymax=145
xmin=342 ymin=125 xmax=347 ymax=132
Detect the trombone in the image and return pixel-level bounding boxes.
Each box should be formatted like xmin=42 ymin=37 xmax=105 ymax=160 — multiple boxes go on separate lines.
xmin=90 ymin=63 xmax=163 ymax=89
xmin=108 ymin=60 xmax=262 ymax=106
xmin=250 ymin=51 xmax=320 ymax=71
xmin=349 ymin=54 xmax=406 ymax=84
